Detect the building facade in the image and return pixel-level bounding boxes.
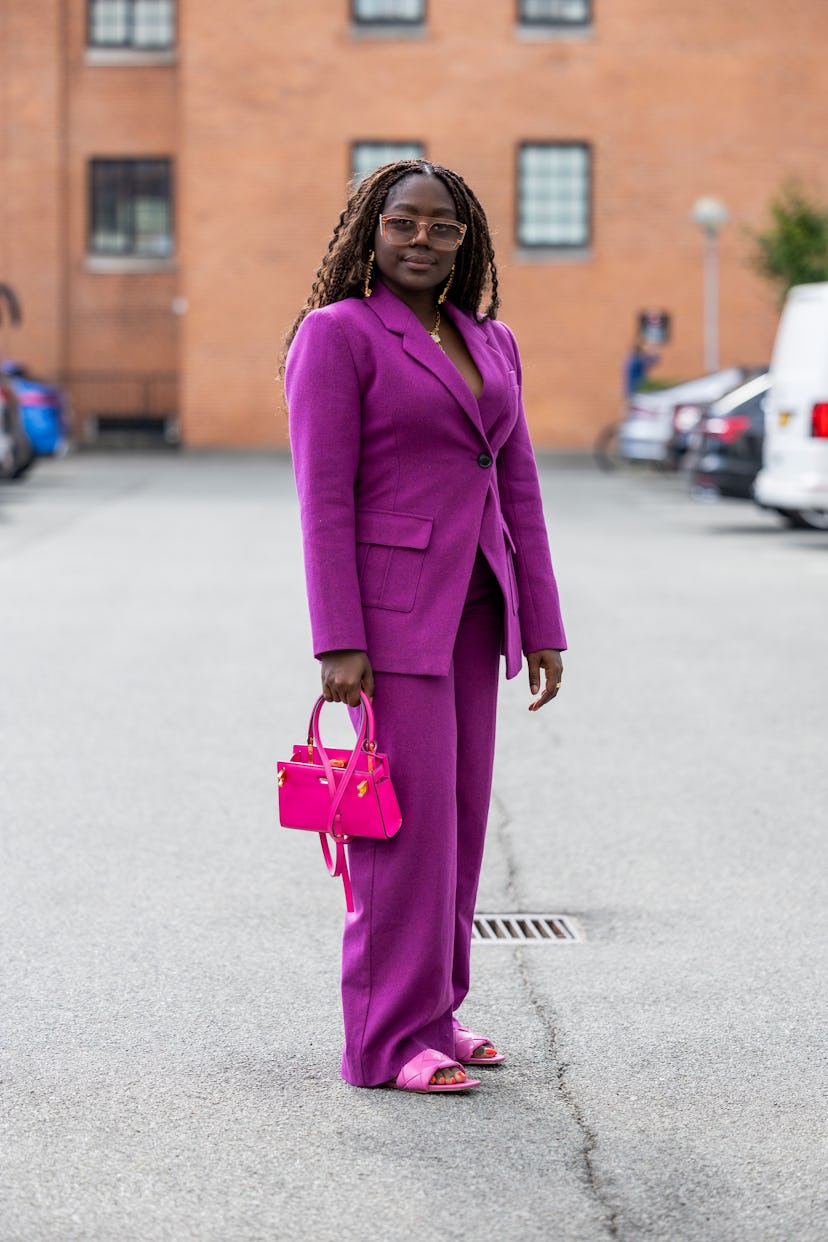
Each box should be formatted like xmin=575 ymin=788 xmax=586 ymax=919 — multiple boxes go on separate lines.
xmin=3 ymin=0 xmax=828 ymax=447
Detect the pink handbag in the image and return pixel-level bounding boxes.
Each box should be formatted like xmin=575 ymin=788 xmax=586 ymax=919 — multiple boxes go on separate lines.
xmin=277 ymin=692 xmax=402 ymax=911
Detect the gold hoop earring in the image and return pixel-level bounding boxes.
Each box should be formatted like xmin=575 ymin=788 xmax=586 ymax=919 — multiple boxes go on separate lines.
xmin=437 ymin=265 xmax=455 ymax=306
xmin=363 ymin=250 xmax=375 ymax=298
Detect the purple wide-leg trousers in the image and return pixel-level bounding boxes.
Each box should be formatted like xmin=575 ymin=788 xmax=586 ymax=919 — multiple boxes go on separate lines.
xmin=341 ymin=552 xmax=503 ymax=1086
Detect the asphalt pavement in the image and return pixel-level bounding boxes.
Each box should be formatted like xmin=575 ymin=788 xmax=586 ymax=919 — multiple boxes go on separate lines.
xmin=2 ymin=451 xmax=828 ymax=1242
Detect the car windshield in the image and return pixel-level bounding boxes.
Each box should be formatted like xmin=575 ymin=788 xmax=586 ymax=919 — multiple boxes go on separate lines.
xmin=713 ymin=374 xmax=771 ymax=416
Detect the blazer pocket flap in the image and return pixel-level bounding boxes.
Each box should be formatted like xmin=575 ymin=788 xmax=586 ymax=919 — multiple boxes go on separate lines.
xmin=355 ymin=509 xmax=434 ymax=550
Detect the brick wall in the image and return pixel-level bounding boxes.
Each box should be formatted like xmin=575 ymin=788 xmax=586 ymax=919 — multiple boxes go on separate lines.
xmin=178 ymin=0 xmax=828 ymax=445
xmin=0 ymin=0 xmax=65 ymax=373
xmin=2 ymin=0 xmax=178 ymax=434
xmin=4 ymin=1 xmax=828 ymax=446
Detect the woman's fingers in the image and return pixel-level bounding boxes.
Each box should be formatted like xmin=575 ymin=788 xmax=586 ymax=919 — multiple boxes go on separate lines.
xmin=527 ymin=651 xmax=542 ymax=696
xmin=320 ymin=650 xmax=374 ymax=705
xmin=527 ymin=649 xmax=564 ymax=711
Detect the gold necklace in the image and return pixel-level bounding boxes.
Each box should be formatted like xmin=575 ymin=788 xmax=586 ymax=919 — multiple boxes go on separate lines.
xmin=429 ymin=307 xmax=444 ymax=351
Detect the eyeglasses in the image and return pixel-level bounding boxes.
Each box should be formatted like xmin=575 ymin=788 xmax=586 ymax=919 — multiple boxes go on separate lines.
xmin=379 ymin=214 xmax=467 ymax=251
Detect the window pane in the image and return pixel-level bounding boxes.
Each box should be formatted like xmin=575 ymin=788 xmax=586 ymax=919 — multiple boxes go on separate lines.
xmin=351 ymin=142 xmax=424 ymax=184
xmin=133 ymin=0 xmax=175 ymax=48
xmin=90 ymin=159 xmax=173 ymax=258
xmin=89 ymin=0 xmax=129 ymax=45
xmin=518 ymin=144 xmax=590 ymax=247
xmin=353 ymin=0 xmax=424 ymax=23
xmin=90 ymin=161 xmax=132 ymax=253
xmin=89 ymin=0 xmax=175 ymax=48
xmin=520 ymin=0 xmax=590 ymax=23
xmin=132 ymin=160 xmax=173 ymax=256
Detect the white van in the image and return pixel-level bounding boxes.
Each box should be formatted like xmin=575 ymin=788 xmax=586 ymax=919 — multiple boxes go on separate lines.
xmin=754 ymin=282 xmax=828 ymax=529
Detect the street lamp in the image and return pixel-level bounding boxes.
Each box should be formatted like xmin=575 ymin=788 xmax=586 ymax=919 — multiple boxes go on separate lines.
xmin=691 ymin=196 xmax=729 ymax=372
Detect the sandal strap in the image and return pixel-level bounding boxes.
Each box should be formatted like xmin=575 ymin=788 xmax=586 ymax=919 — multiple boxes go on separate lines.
xmin=453 ymin=1022 xmax=493 ymax=1059
xmin=395 ymin=1048 xmax=464 ymax=1090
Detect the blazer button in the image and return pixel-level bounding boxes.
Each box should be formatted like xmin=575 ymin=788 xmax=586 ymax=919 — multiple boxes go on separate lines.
xmin=477 ymin=451 xmax=493 ymax=468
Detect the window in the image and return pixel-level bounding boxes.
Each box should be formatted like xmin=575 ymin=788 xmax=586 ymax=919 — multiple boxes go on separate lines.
xmin=519 ymin=0 xmax=590 ymax=25
xmin=89 ymin=159 xmax=174 ymax=259
xmin=352 ymin=0 xmax=425 ymax=25
xmin=351 ymin=142 xmax=424 ymax=184
xmin=517 ymin=143 xmax=591 ymax=248
xmin=88 ymin=0 xmax=175 ymax=50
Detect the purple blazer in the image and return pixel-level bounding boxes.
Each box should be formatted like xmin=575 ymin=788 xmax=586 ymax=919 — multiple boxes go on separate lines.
xmin=285 ymin=281 xmax=566 ymax=679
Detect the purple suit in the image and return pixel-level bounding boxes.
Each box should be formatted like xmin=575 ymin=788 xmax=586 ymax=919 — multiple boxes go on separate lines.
xmin=286 ymin=281 xmax=566 ymax=1085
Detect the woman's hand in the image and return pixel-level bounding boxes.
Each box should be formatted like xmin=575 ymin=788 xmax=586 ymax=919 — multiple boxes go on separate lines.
xmin=319 ymin=650 xmax=375 ymax=706
xmin=527 ymin=649 xmax=563 ymax=711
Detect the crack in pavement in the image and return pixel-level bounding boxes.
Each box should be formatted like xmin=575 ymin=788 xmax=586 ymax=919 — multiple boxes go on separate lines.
xmin=490 ymin=791 xmax=620 ymax=1240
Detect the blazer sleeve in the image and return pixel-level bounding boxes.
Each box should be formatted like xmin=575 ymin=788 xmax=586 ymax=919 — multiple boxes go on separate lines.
xmin=284 ymin=310 xmax=368 ymax=659
xmin=493 ymin=321 xmax=567 ymax=654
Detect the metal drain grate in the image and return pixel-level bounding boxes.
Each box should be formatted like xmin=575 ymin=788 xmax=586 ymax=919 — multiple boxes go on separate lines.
xmin=472 ymin=913 xmax=579 ymax=944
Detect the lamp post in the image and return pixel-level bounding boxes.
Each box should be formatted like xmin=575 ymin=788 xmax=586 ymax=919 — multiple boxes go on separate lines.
xmin=691 ymin=196 xmax=729 ymax=372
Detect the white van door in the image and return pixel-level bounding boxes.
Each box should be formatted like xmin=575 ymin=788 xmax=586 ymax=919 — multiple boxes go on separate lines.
xmin=755 ymin=283 xmax=828 ymax=519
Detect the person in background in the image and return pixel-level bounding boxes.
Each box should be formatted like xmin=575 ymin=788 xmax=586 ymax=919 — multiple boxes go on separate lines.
xmin=624 ymin=338 xmax=660 ymax=399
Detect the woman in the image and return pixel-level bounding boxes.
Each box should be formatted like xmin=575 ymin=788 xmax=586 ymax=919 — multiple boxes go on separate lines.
xmin=284 ymin=160 xmax=566 ymax=1094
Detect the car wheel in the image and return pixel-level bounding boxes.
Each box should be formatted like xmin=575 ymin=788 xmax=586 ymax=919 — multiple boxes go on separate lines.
xmin=777 ymin=508 xmax=828 ymax=531
xmin=11 ymin=442 xmax=36 ymax=480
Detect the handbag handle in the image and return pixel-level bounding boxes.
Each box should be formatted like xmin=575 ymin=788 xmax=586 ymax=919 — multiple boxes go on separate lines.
xmin=306 ymin=691 xmax=376 ymax=757
xmin=305 ymin=692 xmax=376 ymax=912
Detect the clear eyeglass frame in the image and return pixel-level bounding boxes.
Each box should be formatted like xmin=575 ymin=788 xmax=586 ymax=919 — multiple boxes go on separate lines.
xmin=378 ymin=214 xmax=467 ymax=251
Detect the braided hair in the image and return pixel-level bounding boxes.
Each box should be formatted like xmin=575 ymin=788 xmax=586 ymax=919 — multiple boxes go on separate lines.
xmin=282 ymin=160 xmax=500 ymax=360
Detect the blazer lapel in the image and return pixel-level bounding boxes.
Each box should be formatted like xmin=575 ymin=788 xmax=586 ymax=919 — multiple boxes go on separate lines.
xmin=449 ymin=307 xmax=510 ymax=379
xmin=366 ymin=282 xmax=488 ymax=442
xmin=444 ymin=303 xmax=517 ymax=444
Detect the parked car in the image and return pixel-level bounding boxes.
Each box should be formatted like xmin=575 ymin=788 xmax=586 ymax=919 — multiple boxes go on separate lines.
xmin=616 ymin=368 xmax=752 ymax=468
xmin=0 ymin=378 xmax=35 ymax=480
xmin=686 ymin=373 xmax=771 ymax=499
xmin=0 ymin=361 xmax=70 ymax=457
xmin=0 ymin=384 xmax=14 ymax=477
xmin=754 ymin=282 xmax=828 ymax=530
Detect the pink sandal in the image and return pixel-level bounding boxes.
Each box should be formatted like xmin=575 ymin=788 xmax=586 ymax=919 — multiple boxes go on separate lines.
xmin=453 ymin=1020 xmax=507 ymax=1066
xmin=387 ymin=1048 xmax=481 ymax=1093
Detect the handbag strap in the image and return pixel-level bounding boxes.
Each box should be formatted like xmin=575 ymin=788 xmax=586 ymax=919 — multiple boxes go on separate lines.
xmin=317 ymin=834 xmax=354 ymax=913
xmin=306 ymin=692 xmax=375 ymax=913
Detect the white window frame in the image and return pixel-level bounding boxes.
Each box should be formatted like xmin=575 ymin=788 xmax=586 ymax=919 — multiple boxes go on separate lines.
xmin=518 ymin=0 xmax=591 ymax=27
xmin=351 ymin=0 xmax=425 ymax=26
xmin=88 ymin=158 xmax=174 ymax=264
xmin=87 ymin=0 xmax=176 ymax=50
xmin=351 ymin=142 xmax=425 ymax=185
xmin=517 ymin=142 xmax=592 ymax=251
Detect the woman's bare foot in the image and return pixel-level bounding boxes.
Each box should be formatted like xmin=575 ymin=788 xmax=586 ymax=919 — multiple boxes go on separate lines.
xmin=469 ymin=1041 xmax=499 ymax=1060
xmin=429 ymin=1063 xmax=467 ymax=1086
xmin=453 ymin=1021 xmax=506 ymax=1065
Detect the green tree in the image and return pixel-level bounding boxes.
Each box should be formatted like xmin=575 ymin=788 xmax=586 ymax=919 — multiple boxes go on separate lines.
xmin=750 ymin=181 xmax=828 ymax=305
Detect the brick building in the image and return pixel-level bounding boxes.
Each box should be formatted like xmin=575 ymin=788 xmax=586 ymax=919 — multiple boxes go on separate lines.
xmin=3 ymin=0 xmax=828 ymax=447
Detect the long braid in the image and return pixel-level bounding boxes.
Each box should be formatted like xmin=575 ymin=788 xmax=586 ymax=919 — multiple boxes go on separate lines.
xmin=281 ymin=160 xmax=500 ymax=365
